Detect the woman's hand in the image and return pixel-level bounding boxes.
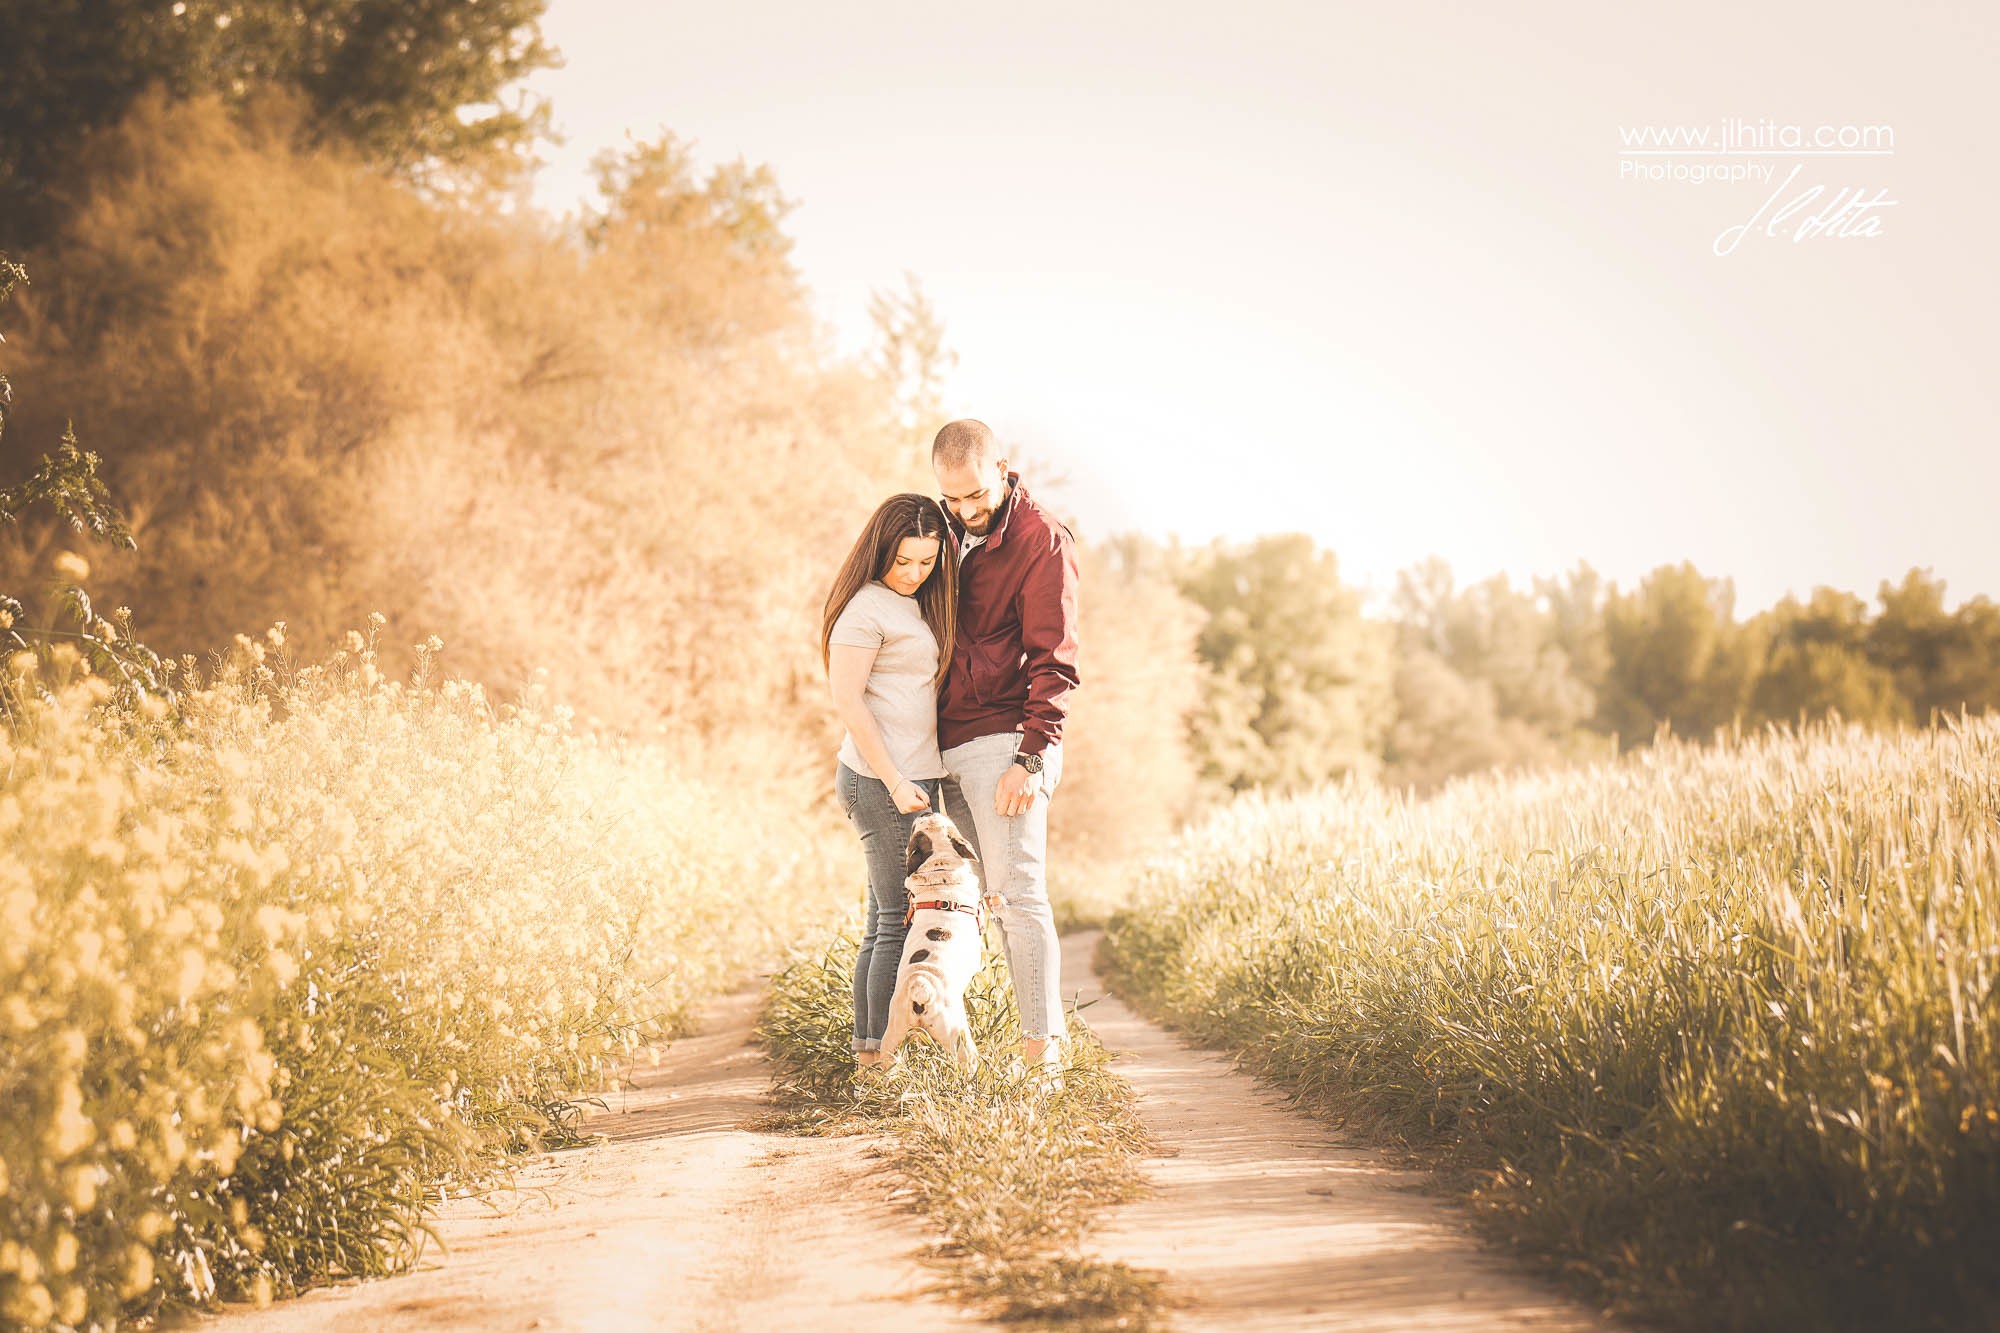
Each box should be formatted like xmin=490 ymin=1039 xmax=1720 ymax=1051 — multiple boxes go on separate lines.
xmin=891 ymin=779 xmax=932 ymax=814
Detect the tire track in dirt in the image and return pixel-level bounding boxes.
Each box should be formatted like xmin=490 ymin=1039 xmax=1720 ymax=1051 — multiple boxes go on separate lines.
xmin=1063 ymin=929 xmax=1617 ymax=1332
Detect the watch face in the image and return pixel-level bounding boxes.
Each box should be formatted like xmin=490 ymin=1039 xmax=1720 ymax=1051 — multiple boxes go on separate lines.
xmin=1015 ymin=752 xmax=1043 ymax=773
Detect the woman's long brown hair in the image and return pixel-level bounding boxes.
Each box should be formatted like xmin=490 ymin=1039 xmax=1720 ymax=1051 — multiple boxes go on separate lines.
xmin=820 ymin=493 xmax=958 ymax=685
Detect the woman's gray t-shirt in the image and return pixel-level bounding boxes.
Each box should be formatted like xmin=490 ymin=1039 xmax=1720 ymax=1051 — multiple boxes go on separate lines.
xmin=829 ymin=580 xmax=946 ymax=781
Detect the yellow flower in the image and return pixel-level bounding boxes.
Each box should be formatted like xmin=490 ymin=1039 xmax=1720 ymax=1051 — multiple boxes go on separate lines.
xmin=174 ymin=946 xmax=205 ymax=997
xmin=52 ymin=550 xmax=90 ymax=582
xmin=155 ymin=1122 xmax=188 ymax=1173
xmin=4 ymin=1282 xmax=54 ymax=1328
xmin=62 ymin=1165 xmax=97 ymax=1211
xmin=254 ymin=904 xmax=298 ymax=947
xmin=120 ymin=1245 xmax=155 ymax=1300
xmin=50 ymin=1229 xmax=78 ymax=1275
xmin=45 ymin=1082 xmax=93 ymax=1159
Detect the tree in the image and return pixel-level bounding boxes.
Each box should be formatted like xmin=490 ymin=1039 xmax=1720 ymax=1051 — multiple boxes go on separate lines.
xmin=1748 ymin=586 xmax=1907 ymax=728
xmin=1598 ymin=562 xmax=1763 ymax=747
xmin=1382 ymin=648 xmax=1513 ymax=791
xmin=580 ymin=130 xmax=806 ymax=352
xmin=0 ymin=252 xmax=171 ymax=705
xmin=1391 ymin=564 xmax=1595 ymax=737
xmin=1535 ymin=560 xmax=1612 ymax=704
xmin=1868 ymin=568 xmax=2000 ymax=721
xmin=0 ymin=0 xmax=559 ymax=246
xmin=866 ymin=273 xmax=957 ymax=462
xmin=1383 ymin=558 xmax=1605 ymax=790
xmin=1049 ymin=534 xmax=1204 ymax=866
xmin=1178 ymin=533 xmax=1392 ymax=790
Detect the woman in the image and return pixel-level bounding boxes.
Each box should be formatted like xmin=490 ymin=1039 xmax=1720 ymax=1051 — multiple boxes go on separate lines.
xmin=821 ymin=493 xmax=959 ymax=1069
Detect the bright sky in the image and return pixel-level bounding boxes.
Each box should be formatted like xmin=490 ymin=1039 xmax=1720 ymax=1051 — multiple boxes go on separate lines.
xmin=525 ymin=0 xmax=1998 ymax=613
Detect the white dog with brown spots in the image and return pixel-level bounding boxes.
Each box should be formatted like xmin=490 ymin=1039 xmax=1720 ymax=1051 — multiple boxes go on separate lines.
xmin=877 ymin=812 xmax=992 ymax=1071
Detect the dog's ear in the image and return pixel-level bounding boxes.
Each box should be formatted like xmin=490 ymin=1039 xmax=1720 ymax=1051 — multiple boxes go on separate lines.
xmin=905 ymin=828 xmax=934 ymax=878
xmin=946 ymin=829 xmax=979 ymax=864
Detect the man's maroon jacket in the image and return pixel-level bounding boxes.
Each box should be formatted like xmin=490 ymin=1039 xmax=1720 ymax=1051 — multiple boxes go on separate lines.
xmin=938 ymin=472 xmax=1081 ymax=758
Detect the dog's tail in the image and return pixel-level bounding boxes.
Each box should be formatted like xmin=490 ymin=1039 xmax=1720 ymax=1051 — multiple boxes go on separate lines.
xmin=908 ymin=974 xmax=938 ymax=1014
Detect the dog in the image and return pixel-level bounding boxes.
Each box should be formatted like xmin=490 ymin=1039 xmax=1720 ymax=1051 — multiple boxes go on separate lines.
xmin=877 ymin=812 xmax=988 ymax=1071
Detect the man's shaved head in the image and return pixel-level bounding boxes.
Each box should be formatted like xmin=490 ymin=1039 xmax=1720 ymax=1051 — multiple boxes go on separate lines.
xmin=932 ymin=419 xmax=998 ymax=470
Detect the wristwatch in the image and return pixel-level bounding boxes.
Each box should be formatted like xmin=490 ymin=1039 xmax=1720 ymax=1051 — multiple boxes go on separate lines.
xmin=1012 ymin=751 xmax=1045 ymax=775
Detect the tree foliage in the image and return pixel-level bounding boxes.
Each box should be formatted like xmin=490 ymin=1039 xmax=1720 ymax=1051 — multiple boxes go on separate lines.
xmin=0 ymin=0 xmax=559 ymax=246
xmin=1178 ymin=533 xmax=1392 ymax=790
xmin=1382 ymin=558 xmax=1609 ymax=791
xmin=1748 ymin=587 xmax=1908 ymax=729
xmin=1867 ymin=568 xmax=2000 ymax=722
xmin=0 ymin=251 xmax=171 ymax=705
xmin=867 ymin=272 xmax=958 ymax=462
xmin=1598 ymin=562 xmax=1763 ymax=745
xmin=1050 ymin=533 xmax=1204 ymax=866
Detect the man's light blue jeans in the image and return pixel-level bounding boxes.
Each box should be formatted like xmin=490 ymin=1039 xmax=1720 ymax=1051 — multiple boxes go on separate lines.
xmin=939 ymin=732 xmax=1066 ymax=1043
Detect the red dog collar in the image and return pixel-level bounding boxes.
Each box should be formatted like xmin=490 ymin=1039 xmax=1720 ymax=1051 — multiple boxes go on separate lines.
xmin=903 ymin=897 xmax=984 ymax=929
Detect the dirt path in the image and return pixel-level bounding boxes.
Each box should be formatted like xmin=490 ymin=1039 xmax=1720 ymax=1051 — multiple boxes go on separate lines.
xmin=204 ymin=983 xmax=986 ymax=1333
xmin=1064 ymin=930 xmax=1615 ymax=1332
xmin=200 ymin=938 xmax=1618 ymax=1332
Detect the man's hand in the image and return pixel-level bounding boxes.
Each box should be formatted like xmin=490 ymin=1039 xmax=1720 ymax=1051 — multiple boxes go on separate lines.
xmin=995 ymin=760 xmax=1044 ymax=817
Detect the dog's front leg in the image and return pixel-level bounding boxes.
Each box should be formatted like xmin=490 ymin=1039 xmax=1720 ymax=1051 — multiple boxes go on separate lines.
xmin=947 ymin=1006 xmax=980 ymax=1073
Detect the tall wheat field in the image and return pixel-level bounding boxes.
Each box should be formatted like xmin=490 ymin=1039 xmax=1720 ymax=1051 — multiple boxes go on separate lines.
xmin=1104 ymin=715 xmax=2000 ymax=1330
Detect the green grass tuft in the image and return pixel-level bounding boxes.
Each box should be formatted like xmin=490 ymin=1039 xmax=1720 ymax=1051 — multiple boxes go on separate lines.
xmin=758 ymin=930 xmax=1176 ymax=1330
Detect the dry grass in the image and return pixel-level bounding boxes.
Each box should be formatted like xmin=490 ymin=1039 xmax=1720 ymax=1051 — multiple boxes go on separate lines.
xmin=0 ymin=622 xmax=849 ymax=1328
xmin=758 ymin=931 xmax=1174 ymax=1329
xmin=1104 ymin=714 xmax=2000 ymax=1331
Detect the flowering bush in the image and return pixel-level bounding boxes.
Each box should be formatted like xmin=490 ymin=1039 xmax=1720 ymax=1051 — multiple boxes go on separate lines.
xmin=0 ymin=618 xmax=847 ymax=1327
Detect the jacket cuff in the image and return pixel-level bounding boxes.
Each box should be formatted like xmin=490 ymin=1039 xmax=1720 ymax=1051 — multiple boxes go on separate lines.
xmin=1017 ymin=731 xmax=1053 ymax=757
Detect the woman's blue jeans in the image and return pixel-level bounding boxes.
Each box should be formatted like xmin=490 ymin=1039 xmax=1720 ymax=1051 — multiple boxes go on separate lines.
xmin=837 ymin=763 xmax=943 ymax=1053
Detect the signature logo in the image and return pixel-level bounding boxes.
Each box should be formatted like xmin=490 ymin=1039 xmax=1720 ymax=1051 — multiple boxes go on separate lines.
xmin=1713 ymin=164 xmax=1898 ymax=256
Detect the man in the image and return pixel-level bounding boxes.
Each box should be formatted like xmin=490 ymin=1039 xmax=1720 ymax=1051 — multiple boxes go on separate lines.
xmin=930 ymin=418 xmax=1081 ymax=1071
